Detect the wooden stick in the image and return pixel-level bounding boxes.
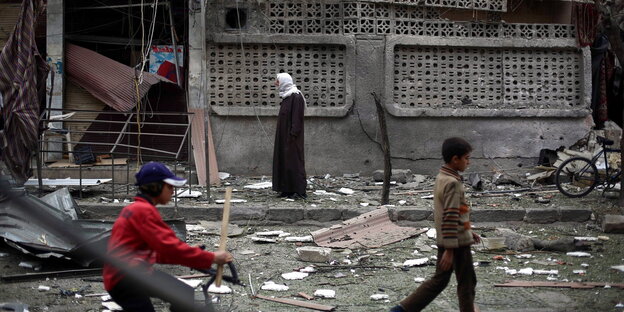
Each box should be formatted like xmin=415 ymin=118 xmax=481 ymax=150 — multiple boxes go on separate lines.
xmin=214 ymin=187 xmax=232 ymax=287
xmin=254 ymin=294 xmax=335 ymax=311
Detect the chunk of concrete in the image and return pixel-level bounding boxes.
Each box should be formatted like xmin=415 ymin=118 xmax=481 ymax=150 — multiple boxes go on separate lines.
xmin=524 ymin=208 xmax=558 ymax=224
xmin=306 ymin=208 xmax=342 ymax=222
xmin=471 ymin=208 xmax=525 ymax=222
xmin=393 ymin=207 xmax=431 ymax=221
xmin=266 ymin=207 xmax=304 ymax=223
xmin=558 ymin=207 xmax=592 ymax=222
xmin=373 ymin=169 xmax=412 ymax=183
xmin=296 ymin=246 xmax=332 ymax=263
xmin=602 ymin=214 xmax=624 ymax=233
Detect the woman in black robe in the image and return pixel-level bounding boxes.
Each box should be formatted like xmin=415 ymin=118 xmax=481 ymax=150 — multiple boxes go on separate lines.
xmin=272 ymin=73 xmax=307 ymax=199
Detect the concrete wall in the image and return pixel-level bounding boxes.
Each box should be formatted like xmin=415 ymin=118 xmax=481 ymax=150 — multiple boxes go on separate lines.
xmin=205 ymin=1 xmax=592 ymax=176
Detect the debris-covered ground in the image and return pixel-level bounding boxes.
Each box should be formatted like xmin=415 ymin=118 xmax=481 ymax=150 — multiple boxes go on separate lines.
xmin=1 ymin=167 xmax=623 ymax=311
xmin=1 ymin=222 xmax=623 ymax=312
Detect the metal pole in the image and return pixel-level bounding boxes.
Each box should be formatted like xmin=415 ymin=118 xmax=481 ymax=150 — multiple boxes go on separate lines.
xmin=167 ymin=1 xmax=182 ymax=87
xmin=112 ymin=153 xmax=115 ymax=201
xmin=204 ymin=108 xmax=210 ymax=202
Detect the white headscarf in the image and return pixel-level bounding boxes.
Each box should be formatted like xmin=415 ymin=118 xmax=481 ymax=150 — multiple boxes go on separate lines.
xmin=276 ymin=73 xmax=302 ymax=100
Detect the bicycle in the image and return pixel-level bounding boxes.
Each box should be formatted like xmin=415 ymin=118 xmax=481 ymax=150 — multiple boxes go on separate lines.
xmin=555 ymin=136 xmax=622 ymax=197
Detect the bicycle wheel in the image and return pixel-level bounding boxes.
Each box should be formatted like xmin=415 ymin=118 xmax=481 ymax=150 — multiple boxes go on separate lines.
xmin=555 ymin=157 xmax=598 ymax=197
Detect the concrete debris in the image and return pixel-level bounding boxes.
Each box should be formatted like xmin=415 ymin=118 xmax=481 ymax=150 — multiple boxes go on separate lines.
xmin=421 ymin=194 xmax=434 ymax=199
xmin=37 ymin=285 xmax=50 ymax=291
xmin=515 ymin=254 xmax=532 ymax=259
xmin=398 ymin=200 xmax=407 ymax=205
xmin=208 ymin=284 xmax=232 ymax=294
xmin=101 ymin=301 xmax=123 ymax=311
xmin=492 ymin=172 xmax=522 ymax=186
xmin=334 ymin=272 xmax=347 ymax=278
xmin=343 ymin=173 xmax=360 ymax=178
xmin=243 ymin=181 xmax=272 ymax=189
xmin=251 ymin=237 xmax=277 ymax=243
xmin=533 ymin=269 xmax=558 ymax=275
xmin=239 ymin=250 xmax=255 ymax=255
xmin=215 ymin=198 xmax=247 ymax=203
xmin=299 ymin=266 xmax=317 ymax=273
xmin=360 ymin=202 xmax=370 ymax=207
xmin=218 ymin=172 xmax=230 ymax=179
xmin=482 ymin=237 xmax=506 ymax=250
xmin=314 ymin=289 xmax=336 ymax=298
xmin=574 ymin=236 xmax=598 ymax=241
xmin=18 ymin=261 xmax=42 ymax=271
xmin=313 ymin=190 xmax=339 ymax=196
xmin=493 ymin=228 xmax=591 ymax=252
xmin=175 ymin=189 xmax=202 ymax=198
xmin=285 ymin=235 xmax=313 ymax=242
xmin=324 ymin=174 xmax=331 ymax=179
xmin=338 ymin=188 xmax=354 ymax=195
xmin=602 ymin=214 xmax=624 ymax=233
xmin=297 ymin=246 xmax=332 ymax=263
xmin=566 ymin=252 xmax=591 ymax=257
xmin=425 ymin=228 xmax=436 ymax=239
xmin=597 ymin=235 xmax=610 ymax=240
xmin=281 ymin=271 xmax=309 ymax=280
xmin=261 ymin=281 xmax=289 ymax=292
xmin=581 ymin=263 xmax=589 ymax=268
xmin=403 ymin=258 xmax=429 ymax=267
xmin=370 ymin=294 xmax=389 ymax=301
xmin=611 ymin=265 xmax=624 ymax=272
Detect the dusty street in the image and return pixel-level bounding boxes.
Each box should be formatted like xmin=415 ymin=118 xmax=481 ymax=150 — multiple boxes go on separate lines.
xmin=1 ymin=172 xmax=624 ymax=312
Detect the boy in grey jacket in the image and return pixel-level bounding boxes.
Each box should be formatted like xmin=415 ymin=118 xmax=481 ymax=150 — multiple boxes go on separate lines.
xmin=391 ymin=137 xmax=481 ymax=312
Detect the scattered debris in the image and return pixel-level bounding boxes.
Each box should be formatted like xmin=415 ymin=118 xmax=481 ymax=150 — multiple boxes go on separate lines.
xmin=370 ymin=294 xmax=389 ymax=301
xmin=312 ymin=208 xmax=425 ymax=249
xmin=495 ymin=280 xmax=624 ymax=289
xmin=297 ymin=246 xmax=332 ymax=263
xmin=314 ymin=289 xmax=336 ymax=299
xmin=298 ymin=292 xmax=315 ymax=300
xmin=425 ymin=228 xmax=436 ymax=239
xmin=196 ymin=221 xmax=244 ymax=237
xmin=37 ymin=285 xmax=50 ymax=291
xmin=602 ymin=215 xmax=624 ymax=233
xmin=403 ymin=258 xmax=430 ymax=267
xmin=261 ymin=281 xmax=289 ymax=291
xmin=285 ymin=236 xmax=314 ymax=242
xmin=243 ymin=181 xmax=272 ymax=189
xmin=300 ymin=266 xmax=317 ymax=273
xmin=175 ymin=189 xmax=202 ymax=198
xmin=281 ymin=271 xmax=309 ymax=280
xmin=338 ymin=188 xmax=354 ymax=195
xmin=208 ymin=284 xmax=233 ymax=294
xmin=18 ymin=261 xmax=42 ymax=271
xmin=566 ymin=252 xmax=591 ymax=257
xmin=254 ymin=294 xmax=336 ymax=311
xmin=218 ymin=172 xmax=230 ymax=180
xmin=215 ymin=199 xmax=247 ymax=203
xmin=611 ymin=265 xmax=624 ymax=272
xmin=414 ymin=277 xmax=425 ymax=283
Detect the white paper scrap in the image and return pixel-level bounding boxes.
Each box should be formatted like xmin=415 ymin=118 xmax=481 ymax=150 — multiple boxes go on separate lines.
xmin=314 ymin=289 xmax=336 ymax=298
xmin=370 ymin=294 xmax=389 ymax=301
xmin=534 ymin=269 xmax=558 ymax=275
xmin=300 ymin=266 xmax=317 ymax=273
xmin=403 ymin=258 xmax=429 ymax=267
xmin=518 ymin=268 xmax=534 ymax=275
xmin=38 ymin=285 xmax=50 ymax=291
xmin=255 ymin=230 xmax=285 ymax=236
xmin=426 ymin=228 xmax=437 ymax=239
xmin=281 ymin=272 xmax=309 ymax=280
xmin=208 ymin=284 xmax=232 ymax=294
xmin=285 ymin=235 xmax=313 ymax=242
xmin=414 ymin=277 xmax=425 ymax=283
xmin=261 ymin=281 xmax=289 ymax=292
xmin=566 ymin=252 xmax=591 ymax=257
xmin=243 ymin=182 xmax=272 ymax=189
xmin=338 ymin=187 xmax=354 ymax=195
xmin=215 ymin=199 xmax=247 ymax=203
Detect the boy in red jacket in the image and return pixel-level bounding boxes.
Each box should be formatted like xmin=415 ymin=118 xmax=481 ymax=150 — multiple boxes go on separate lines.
xmin=103 ymin=162 xmax=232 ymax=311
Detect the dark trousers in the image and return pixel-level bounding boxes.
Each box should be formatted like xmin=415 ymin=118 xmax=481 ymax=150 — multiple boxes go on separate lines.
xmin=400 ymin=246 xmax=476 ymax=312
xmin=108 ymin=271 xmax=195 ymax=312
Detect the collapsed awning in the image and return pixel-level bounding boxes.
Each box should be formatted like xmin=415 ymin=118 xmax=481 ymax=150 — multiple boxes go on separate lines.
xmin=65 ymin=43 xmax=177 ymax=112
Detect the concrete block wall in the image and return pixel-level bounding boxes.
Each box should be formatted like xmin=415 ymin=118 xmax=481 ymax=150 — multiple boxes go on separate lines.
xmin=202 ymin=1 xmax=591 ymax=176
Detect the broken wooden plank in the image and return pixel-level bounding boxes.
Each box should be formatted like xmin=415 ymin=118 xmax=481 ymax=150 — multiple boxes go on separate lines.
xmin=189 ymin=108 xmax=219 ymax=186
xmin=297 ymin=292 xmax=315 ymax=300
xmin=254 ymin=294 xmax=335 ymax=311
xmin=1 ymin=268 xmax=102 ymax=282
xmin=494 ymin=280 xmax=624 ymax=289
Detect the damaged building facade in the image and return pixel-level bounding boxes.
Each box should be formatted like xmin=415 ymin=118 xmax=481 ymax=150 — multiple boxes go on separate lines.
xmin=200 ymin=0 xmax=593 ymax=175
xmin=0 ymin=0 xmax=597 ymax=178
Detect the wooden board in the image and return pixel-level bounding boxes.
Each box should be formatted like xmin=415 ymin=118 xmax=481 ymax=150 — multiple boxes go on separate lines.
xmin=254 ymin=294 xmax=335 ymax=311
xmin=495 ymin=280 xmax=624 ymax=289
xmin=189 ymin=108 xmax=219 ymax=186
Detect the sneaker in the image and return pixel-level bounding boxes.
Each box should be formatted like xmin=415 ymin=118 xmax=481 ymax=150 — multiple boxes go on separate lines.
xmin=278 ymin=192 xmax=292 ymax=198
xmin=288 ymin=193 xmax=307 ymax=200
xmin=389 ymin=305 xmax=406 ymax=312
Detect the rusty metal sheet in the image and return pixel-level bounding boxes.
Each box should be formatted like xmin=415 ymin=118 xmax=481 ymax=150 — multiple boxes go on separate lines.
xmin=311 ymin=207 xmax=425 ymax=248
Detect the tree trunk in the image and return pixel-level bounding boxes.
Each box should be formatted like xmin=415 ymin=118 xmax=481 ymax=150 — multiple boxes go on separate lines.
xmin=371 ymin=92 xmax=391 ymax=205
